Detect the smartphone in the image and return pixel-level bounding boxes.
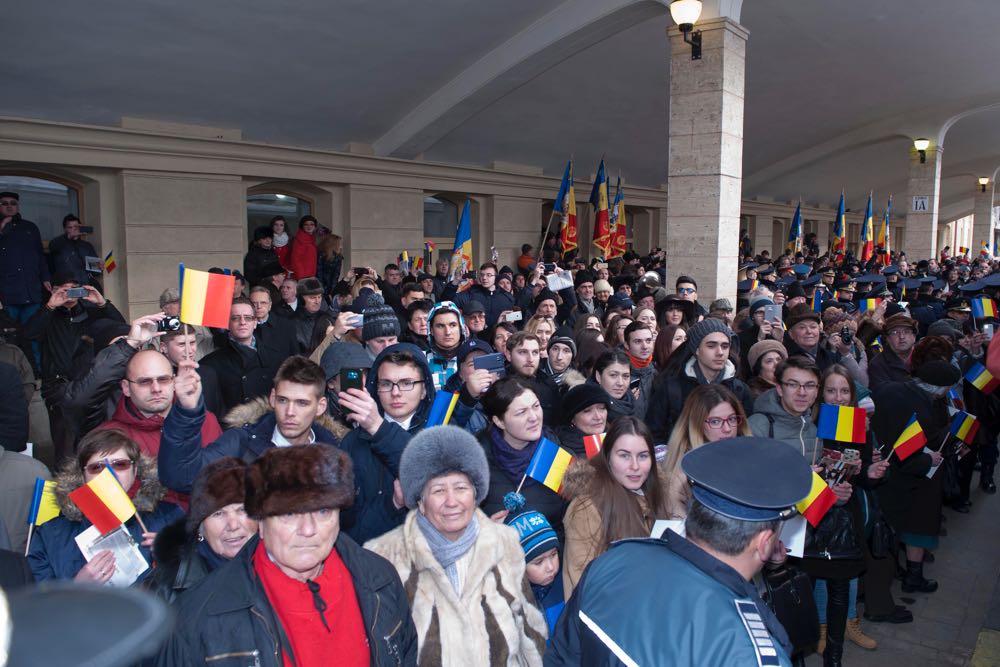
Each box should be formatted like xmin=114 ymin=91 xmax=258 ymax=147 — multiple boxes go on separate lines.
xmin=543 ymin=263 xmax=556 ymax=273
xmin=763 ymin=304 xmax=782 ymax=324
xmin=473 ymin=352 xmax=507 ymax=374
xmin=595 ymin=262 xmax=608 ymax=270
xmin=353 ymin=267 xmax=367 ymax=277
xmin=983 ymin=323 xmax=994 ymax=341
xmin=348 ymin=313 xmax=364 ymax=329
xmin=340 ymin=368 xmax=365 ymax=392
xmin=65 ymin=287 xmax=89 ymax=298
xmin=79 ymin=225 xmax=95 ymax=234
xmin=504 ymin=310 xmax=523 ymax=323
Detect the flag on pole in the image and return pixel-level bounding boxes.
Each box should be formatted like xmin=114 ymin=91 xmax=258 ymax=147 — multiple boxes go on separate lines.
xmin=68 ymin=467 xmax=137 ymax=534
xmin=553 ymin=160 xmax=578 ymax=257
xmin=816 ymin=404 xmax=867 ymax=443
xmin=981 ymin=241 xmax=991 ymax=257
xmin=449 ymin=200 xmax=473 ymax=280
xmin=607 ymin=176 xmax=627 ymax=259
xmin=892 ymin=414 xmax=927 ymax=461
xmin=965 ymin=362 xmax=1000 ymax=395
xmin=588 ymin=160 xmax=610 ymax=257
xmin=832 ymin=192 xmax=846 ymax=257
xmin=425 ymin=391 xmax=459 ymax=427
xmin=876 ymin=195 xmax=892 ymax=265
xmin=787 ymin=202 xmax=803 ymax=254
xmin=582 ymin=433 xmax=606 ymax=460
xmin=959 ymin=246 xmax=970 ymax=256
xmin=949 ymin=411 xmax=980 ymax=445
xmin=424 ymin=240 xmax=436 ymax=253
xmin=948 ymin=387 xmax=965 ymax=411
xmin=524 ymin=438 xmax=574 ymax=492
xmin=796 ymin=472 xmax=837 ymax=528
xmin=811 ymin=290 xmax=823 ymax=313
xmin=104 ymin=250 xmax=117 ymax=274
xmin=972 ymin=297 xmax=998 ymax=319
xmin=859 ymin=192 xmax=874 ymax=262
xmin=26 ymin=478 xmax=60 ymax=526
xmin=179 ymin=266 xmax=236 ymax=328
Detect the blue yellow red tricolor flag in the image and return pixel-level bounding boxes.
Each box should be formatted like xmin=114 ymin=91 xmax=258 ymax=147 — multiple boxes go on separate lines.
xmin=553 ymin=160 xmax=578 ymax=256
xmin=68 ymin=467 xmax=137 ymax=534
xmin=608 ymin=176 xmax=627 ymax=259
xmin=796 ymin=472 xmax=837 ymax=528
xmin=971 ymin=297 xmax=998 ymax=319
xmin=965 ymin=362 xmax=1000 ymax=395
xmin=832 ymin=191 xmax=846 ymax=257
xmin=950 ymin=411 xmax=980 ymax=445
xmin=582 ymin=433 xmax=605 ymax=460
xmin=892 ymin=414 xmax=927 ymax=461
xmin=588 ymin=159 xmax=610 ymax=256
xmin=859 ymin=192 xmax=874 ymax=262
xmin=816 ymin=404 xmax=866 ymax=444
xmin=525 ymin=438 xmax=574 ymax=492
xmin=179 ymin=265 xmax=235 ymax=328
xmin=876 ymin=195 xmax=892 ymax=265
xmin=787 ymin=202 xmax=803 ymax=254
xmin=811 ymin=289 xmax=823 ymax=313
xmin=858 ymin=298 xmax=882 ymax=313
xmin=104 ymin=250 xmax=117 ymax=274
xmin=948 ymin=387 xmax=965 ymax=411
xmin=449 ymin=200 xmax=473 ymax=280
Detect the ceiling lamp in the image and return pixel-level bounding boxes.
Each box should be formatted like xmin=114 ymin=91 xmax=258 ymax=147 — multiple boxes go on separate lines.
xmin=670 ymin=0 xmax=703 ymax=60
xmin=913 ymin=138 xmax=930 ymax=163
xmin=979 ymin=177 xmax=990 ymax=193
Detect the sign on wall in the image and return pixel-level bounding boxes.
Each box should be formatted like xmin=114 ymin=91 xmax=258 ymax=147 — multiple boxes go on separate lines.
xmin=912 ymin=195 xmax=929 ymax=212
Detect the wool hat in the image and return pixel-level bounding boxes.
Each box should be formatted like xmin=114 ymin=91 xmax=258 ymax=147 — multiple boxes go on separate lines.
xmin=913 ymin=359 xmax=961 ymax=387
xmin=296 ymin=277 xmax=324 ymax=297
xmin=505 ymin=509 xmax=560 ymax=562
xmin=881 ymin=313 xmax=918 ymax=334
xmin=320 ymin=341 xmax=374 ymax=380
xmin=188 ymin=457 xmax=247 ymax=532
xmin=399 ymin=425 xmax=489 ymax=509
xmin=244 ymin=444 xmax=354 ymax=519
xmin=747 ymin=339 xmax=788 ymax=371
xmin=785 ymin=281 xmax=806 ymax=300
xmin=560 ymin=383 xmax=611 ymax=424
xmin=785 ymin=304 xmax=821 ymax=329
xmin=883 ymin=302 xmax=906 ymax=318
xmin=533 ymin=289 xmax=559 ymax=309
xmin=685 ymin=318 xmax=734 ymax=353
xmin=253 ymin=226 xmax=273 ymax=242
xmin=574 ymin=270 xmax=596 ymax=289
xmin=547 ymin=334 xmax=577 ymax=358
xmin=926 ymin=318 xmax=962 ymax=340
xmin=594 ymin=279 xmax=613 ymax=295
xmin=456 ymin=338 xmax=495 ymax=363
xmin=709 ymin=298 xmax=733 ymax=312
xmin=350 ymin=287 xmax=376 ymax=314
xmin=748 ymin=298 xmax=773 ymax=315
xmin=362 ymin=293 xmax=401 ymax=342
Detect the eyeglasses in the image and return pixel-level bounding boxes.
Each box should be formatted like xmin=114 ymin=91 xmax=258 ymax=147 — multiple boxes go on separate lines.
xmin=0 ymin=200 xmax=18 ymax=206
xmin=84 ymin=458 xmax=135 ymax=476
xmin=125 ymin=375 xmax=174 ymax=388
xmin=230 ymin=315 xmax=256 ymax=322
xmin=376 ymin=379 xmax=425 ymax=393
xmin=781 ymin=381 xmax=819 ymax=393
xmin=704 ymin=415 xmax=744 ymax=429
xmin=886 ymin=329 xmax=914 ymax=338
xmin=677 ymin=287 xmax=696 ymax=294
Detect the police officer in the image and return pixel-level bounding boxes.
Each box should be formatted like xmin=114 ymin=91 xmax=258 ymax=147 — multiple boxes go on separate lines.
xmin=545 ymin=437 xmax=812 ymax=667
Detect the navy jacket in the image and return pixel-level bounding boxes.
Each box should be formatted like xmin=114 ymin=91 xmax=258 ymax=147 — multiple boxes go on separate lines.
xmin=0 ymin=216 xmax=50 ymax=305
xmin=441 ymin=283 xmax=515 ymax=328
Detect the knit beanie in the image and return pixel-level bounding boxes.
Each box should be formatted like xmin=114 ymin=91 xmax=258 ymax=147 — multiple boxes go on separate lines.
xmin=399 ymin=426 xmax=489 ymax=510
xmin=747 ymin=339 xmax=788 ymax=371
xmin=548 ymin=334 xmax=577 ymax=358
xmin=685 ymin=318 xmax=734 ymax=353
xmin=560 ymin=383 xmax=611 ymax=424
xmin=505 ymin=509 xmax=560 ymax=562
xmin=320 ymin=342 xmax=374 ymax=380
xmin=533 ymin=289 xmax=558 ymax=309
xmin=244 ymin=444 xmax=354 ymax=519
xmin=926 ymin=319 xmax=962 ymax=340
xmin=187 ymin=457 xmax=247 ymax=532
xmin=362 ymin=294 xmax=401 ymax=342
xmin=749 ymin=298 xmax=773 ymax=315
xmin=594 ymin=279 xmax=612 ymax=295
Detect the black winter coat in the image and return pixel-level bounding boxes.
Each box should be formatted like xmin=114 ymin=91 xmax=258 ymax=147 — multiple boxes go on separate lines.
xmin=441 ymin=283 xmax=516 ymax=329
xmin=243 ymin=245 xmax=280 ymax=286
xmin=867 ymin=348 xmax=910 ymax=386
xmin=199 ymin=335 xmax=289 ymax=414
xmin=0 ymin=362 xmax=28 ymax=451
xmin=48 ymin=235 xmax=99 ymax=286
xmin=156 ymin=535 xmax=417 ymax=667
xmin=23 ymin=301 xmax=126 ymax=381
xmin=646 ymin=361 xmax=754 ymax=443
xmin=146 ymin=520 xmax=213 ymax=604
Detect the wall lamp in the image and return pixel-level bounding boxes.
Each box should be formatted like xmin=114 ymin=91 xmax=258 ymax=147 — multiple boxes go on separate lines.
xmin=670 ymin=0 xmax=703 ymax=60
xmin=979 ymin=177 xmax=990 ymax=193
xmin=913 ymin=138 xmax=930 ymax=164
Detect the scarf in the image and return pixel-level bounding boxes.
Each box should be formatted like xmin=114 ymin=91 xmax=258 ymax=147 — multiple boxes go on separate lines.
xmin=272 ymin=231 xmax=289 ymax=247
xmin=626 ymin=350 xmax=652 ymax=369
xmin=490 ymin=426 xmax=539 ymax=486
xmin=196 ymin=538 xmax=229 ymax=572
xmin=416 ymin=511 xmax=480 ymax=594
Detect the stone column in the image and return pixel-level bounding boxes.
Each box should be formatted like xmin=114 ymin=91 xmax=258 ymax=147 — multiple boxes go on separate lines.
xmin=972 ymin=181 xmax=995 ymax=253
xmin=904 ymin=145 xmax=942 ymax=262
xmin=663 ymin=17 xmax=748 ymax=303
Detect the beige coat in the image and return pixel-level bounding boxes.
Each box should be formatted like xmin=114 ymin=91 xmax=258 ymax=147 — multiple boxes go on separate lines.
xmin=365 ymin=509 xmax=547 ymax=667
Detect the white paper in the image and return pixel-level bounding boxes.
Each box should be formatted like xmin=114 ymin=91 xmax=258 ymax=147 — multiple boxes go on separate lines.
xmin=74 ymin=525 xmax=148 ymax=587
xmin=780 ymin=515 xmax=807 ymax=558
xmin=546 ymin=271 xmax=574 ymax=291
xmin=651 ymin=519 xmax=686 ymax=539
xmin=924 ymin=446 xmax=941 ymax=479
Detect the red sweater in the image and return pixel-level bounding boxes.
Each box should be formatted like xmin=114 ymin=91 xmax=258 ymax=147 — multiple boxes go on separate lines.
xmin=253 ymin=541 xmax=369 ymax=667
xmin=288 ymin=228 xmax=318 ymax=280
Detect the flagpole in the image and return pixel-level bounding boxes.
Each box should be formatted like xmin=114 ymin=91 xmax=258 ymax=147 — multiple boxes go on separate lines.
xmin=24 ymin=523 xmax=34 ymax=556
xmin=539 ymin=208 xmax=560 ymax=262
xmin=135 ymin=513 xmax=149 ymax=535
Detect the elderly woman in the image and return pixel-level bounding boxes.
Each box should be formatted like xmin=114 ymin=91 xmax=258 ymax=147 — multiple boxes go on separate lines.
xmin=366 ymin=425 xmax=547 ymax=666
xmin=556 ymin=383 xmax=612 ymax=458
xmin=148 ymin=458 xmax=258 ymax=602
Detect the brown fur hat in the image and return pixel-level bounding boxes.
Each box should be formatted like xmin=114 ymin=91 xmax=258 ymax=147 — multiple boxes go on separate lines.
xmin=244 ymin=445 xmax=354 ymax=519
xmin=188 ymin=457 xmax=248 ymax=532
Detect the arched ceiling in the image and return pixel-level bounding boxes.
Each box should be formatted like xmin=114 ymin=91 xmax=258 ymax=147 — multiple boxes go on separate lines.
xmin=4 ymin=0 xmax=999 ymax=219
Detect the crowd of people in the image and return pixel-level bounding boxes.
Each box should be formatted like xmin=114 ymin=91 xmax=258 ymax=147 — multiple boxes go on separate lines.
xmin=2 ymin=196 xmax=999 ymax=666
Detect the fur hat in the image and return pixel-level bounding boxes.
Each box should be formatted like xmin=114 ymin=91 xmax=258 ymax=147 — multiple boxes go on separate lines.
xmin=785 ymin=304 xmax=821 ymax=329
xmin=297 ymin=277 xmax=324 ymax=297
xmin=244 ymin=445 xmax=354 ymax=519
xmin=685 ymin=318 xmax=733 ymax=353
xmin=399 ymin=425 xmax=489 ymax=509
xmin=187 ymin=457 xmax=248 ymax=532
xmin=913 ymin=359 xmax=961 ymax=387
xmin=362 ymin=293 xmax=401 ymax=342
xmin=747 ymin=339 xmax=788 ymax=371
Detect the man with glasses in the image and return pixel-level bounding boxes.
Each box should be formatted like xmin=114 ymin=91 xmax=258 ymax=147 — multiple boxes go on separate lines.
xmin=443 ymin=262 xmax=515 ymax=328
xmin=868 ymin=313 xmax=918 ymax=385
xmin=748 ymin=356 xmax=821 ymax=461
xmin=199 ymin=297 xmax=289 ymax=412
xmin=675 ymin=275 xmax=708 ymax=319
xmin=248 ymin=285 xmax=298 ymax=358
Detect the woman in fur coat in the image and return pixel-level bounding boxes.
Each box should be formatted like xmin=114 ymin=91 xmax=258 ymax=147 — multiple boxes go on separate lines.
xmin=366 ymin=425 xmax=547 ymax=666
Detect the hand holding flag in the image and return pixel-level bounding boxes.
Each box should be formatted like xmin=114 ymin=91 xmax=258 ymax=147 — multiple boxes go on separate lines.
xmin=891 ymin=414 xmax=927 ymax=461
xmin=68 ymin=467 xmax=139 ymax=535
xmin=796 ymin=472 xmax=837 ymax=528
xmin=523 ymin=438 xmax=574 ymax=493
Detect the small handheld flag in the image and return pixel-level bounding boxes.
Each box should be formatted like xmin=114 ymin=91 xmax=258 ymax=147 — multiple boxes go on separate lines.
xmin=949 ymin=411 xmax=980 ymax=445
xmin=948 ymin=387 xmax=965 ymax=411
xmin=858 ymin=298 xmax=882 ymax=313
xmin=524 ymin=438 xmax=574 ymax=493
xmin=68 ymin=467 xmax=137 ymax=535
xmin=892 ymin=414 xmax=927 ymax=461
xmin=811 ymin=290 xmax=823 ymax=313
xmin=104 ymin=250 xmax=117 ymax=274
xmin=965 ymin=362 xmax=1000 ymax=395
xmin=27 ymin=478 xmax=59 ymax=527
xmin=869 ymin=336 xmax=883 ymax=353
xmin=425 ymin=391 xmax=459 ymax=427
xmin=817 ymin=404 xmax=866 ymax=444
xmin=959 ymin=246 xmax=970 ymax=256
xmin=424 ymin=240 xmax=436 ymax=252
xmin=179 ymin=266 xmax=236 ymax=328
xmin=796 ymin=472 xmax=837 ymax=528
xmin=582 ymin=433 xmax=605 ymax=460
xmin=971 ymin=297 xmax=998 ymax=319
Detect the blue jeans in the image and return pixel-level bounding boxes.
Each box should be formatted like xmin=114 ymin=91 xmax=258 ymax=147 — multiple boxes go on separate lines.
xmin=814 ymin=577 xmax=858 ymax=623
xmin=5 ymin=302 xmax=41 ymax=368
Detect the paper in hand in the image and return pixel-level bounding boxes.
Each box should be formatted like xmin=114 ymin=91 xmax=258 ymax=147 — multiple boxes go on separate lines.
xmin=75 ymin=525 xmax=149 ymax=587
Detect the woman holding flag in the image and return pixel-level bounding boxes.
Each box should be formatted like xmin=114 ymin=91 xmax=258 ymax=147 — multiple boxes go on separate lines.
xmin=28 ymin=429 xmax=182 ymax=584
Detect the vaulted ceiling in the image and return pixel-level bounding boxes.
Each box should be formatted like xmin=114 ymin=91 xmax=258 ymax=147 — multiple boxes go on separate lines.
xmin=5 ymin=0 xmax=999 ymax=219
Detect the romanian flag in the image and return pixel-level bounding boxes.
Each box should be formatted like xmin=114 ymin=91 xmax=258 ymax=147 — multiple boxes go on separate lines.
xmin=796 ymin=472 xmax=837 ymax=528
xmin=424 ymin=240 xmax=436 ymax=253
xmin=582 ymin=433 xmax=605 ymax=460
xmin=949 ymin=411 xmax=980 ymax=445
xmin=26 ymin=478 xmax=60 ymax=526
xmin=397 ymin=251 xmax=409 ymax=271
xmin=68 ymin=467 xmax=136 ymax=534
xmin=607 ymin=176 xmax=627 ymax=259
xmin=413 ymin=257 xmax=424 ymax=272
xmin=817 ymin=404 xmax=866 ymax=444
xmin=449 ymin=200 xmax=473 ymax=280
xmin=859 ymin=192 xmax=874 ymax=262
xmin=959 ymin=246 xmax=970 ymax=256
xmin=832 ymin=192 xmax=846 ymax=256
xmin=858 ymin=298 xmax=882 ymax=313
xmin=553 ymin=160 xmax=578 ymax=256
xmin=179 ymin=265 xmax=235 ymax=328
xmin=525 ymin=438 xmax=574 ymax=493
xmin=876 ymin=195 xmax=892 ymax=265
xmin=965 ymin=362 xmax=1000 ymax=395
xmin=948 ymin=387 xmax=965 ymax=411
xmin=588 ymin=159 xmax=610 ymax=256
xmin=103 ymin=250 xmax=117 ymax=274
xmin=971 ymin=297 xmax=998 ymax=319
xmin=750 ymin=279 xmax=760 ymax=290
xmin=787 ymin=202 xmax=802 ymax=254
xmin=981 ymin=241 xmax=991 ymax=257
xmin=892 ymin=414 xmax=927 ymax=461
xmin=425 ymin=391 xmax=459 ymax=427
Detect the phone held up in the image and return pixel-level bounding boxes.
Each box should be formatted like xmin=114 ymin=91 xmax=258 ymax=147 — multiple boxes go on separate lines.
xmin=340 ymin=368 xmax=365 ymax=392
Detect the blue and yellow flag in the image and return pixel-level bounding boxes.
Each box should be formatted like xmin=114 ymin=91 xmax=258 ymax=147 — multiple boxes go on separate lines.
xmin=449 ymin=200 xmax=473 ymax=280
xmin=787 ymin=202 xmax=802 ymax=253
xmin=525 ymin=438 xmax=574 ymax=493
xmin=554 ymin=160 xmax=578 ymax=256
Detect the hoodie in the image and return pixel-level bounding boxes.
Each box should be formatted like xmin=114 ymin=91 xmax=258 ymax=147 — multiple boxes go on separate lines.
xmin=425 ymin=301 xmax=467 ymax=390
xmin=747 ymin=388 xmax=819 ymax=464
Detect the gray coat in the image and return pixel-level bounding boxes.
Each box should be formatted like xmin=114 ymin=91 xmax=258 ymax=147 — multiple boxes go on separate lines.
xmin=747 ymin=388 xmax=820 ymax=464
